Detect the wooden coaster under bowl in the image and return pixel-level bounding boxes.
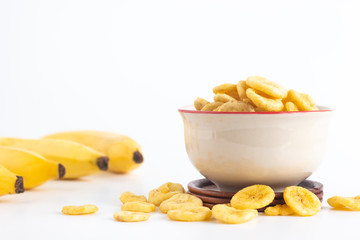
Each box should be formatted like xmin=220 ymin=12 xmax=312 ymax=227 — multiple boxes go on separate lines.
xmin=188 ymin=178 xmax=323 ymax=211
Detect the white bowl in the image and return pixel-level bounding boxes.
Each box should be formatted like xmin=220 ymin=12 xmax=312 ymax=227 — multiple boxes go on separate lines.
xmin=179 ymin=106 xmax=333 ymax=192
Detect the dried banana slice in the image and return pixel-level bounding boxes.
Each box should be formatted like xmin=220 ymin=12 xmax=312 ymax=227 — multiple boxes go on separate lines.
xmin=230 ymin=184 xmax=275 ymax=210
xmin=327 ymin=196 xmax=345 ymax=209
xmin=236 ymin=80 xmax=248 ymax=100
xmin=201 ymin=102 xmax=223 ymax=111
xmin=167 ymin=206 xmax=212 ymax=221
xmin=255 ymin=107 xmax=266 ymax=112
xmin=242 ymin=97 xmax=255 ymax=106
xmin=303 ymin=93 xmax=316 ymax=107
xmin=113 ymin=211 xmax=150 ymax=222
xmin=213 ymin=105 xmax=222 ymax=111
xmin=212 ymin=204 xmax=258 ymax=224
xmin=120 ymin=192 xmax=147 ymax=204
xmin=264 ymin=204 xmax=294 ymax=216
xmin=327 ymin=196 xmax=360 ymax=211
xmin=214 ymin=93 xmax=237 ymax=103
xmin=148 ymin=182 xmax=185 ymax=206
xmin=283 ymin=186 xmax=321 ymax=216
xmin=285 ymin=102 xmax=299 ymax=112
xmin=194 ymin=97 xmax=210 ymax=111
xmin=62 ymin=204 xmax=98 ymax=215
xmin=121 ymin=201 xmax=156 ymax=213
xmin=287 ymin=89 xmax=318 ymax=111
xmin=157 ymin=182 xmax=184 ymax=193
xmin=159 ymin=193 xmax=203 ymax=213
xmin=213 ymin=83 xmax=240 ymax=100
xmin=217 ymin=101 xmax=255 ymax=112
xmin=246 ymin=76 xmax=287 ymax=99
xmin=246 ymin=88 xmax=284 ymax=112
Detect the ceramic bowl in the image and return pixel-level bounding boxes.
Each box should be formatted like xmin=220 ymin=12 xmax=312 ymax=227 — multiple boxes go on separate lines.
xmin=179 ymin=106 xmax=333 ymax=192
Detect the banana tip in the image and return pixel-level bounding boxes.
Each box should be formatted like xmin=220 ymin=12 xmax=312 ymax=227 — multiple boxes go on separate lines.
xmin=58 ymin=164 xmax=66 ymax=179
xmin=15 ymin=176 xmax=25 ymax=194
xmin=96 ymin=156 xmax=109 ymax=171
xmin=133 ymin=151 xmax=143 ymax=164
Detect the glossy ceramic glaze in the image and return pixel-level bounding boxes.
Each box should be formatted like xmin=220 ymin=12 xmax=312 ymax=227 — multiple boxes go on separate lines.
xmin=179 ymin=106 xmax=332 ymax=191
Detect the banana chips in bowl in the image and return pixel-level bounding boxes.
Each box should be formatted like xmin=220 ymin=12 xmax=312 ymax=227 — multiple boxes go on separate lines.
xmin=179 ymin=76 xmax=332 ymax=191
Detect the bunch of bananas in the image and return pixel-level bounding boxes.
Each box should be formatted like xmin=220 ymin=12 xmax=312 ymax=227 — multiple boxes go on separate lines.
xmin=0 ymin=131 xmax=143 ymax=197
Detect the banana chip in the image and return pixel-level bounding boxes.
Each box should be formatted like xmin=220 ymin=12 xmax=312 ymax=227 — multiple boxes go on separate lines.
xmin=120 ymin=192 xmax=147 ymax=204
xmin=213 ymin=105 xmax=222 ymax=111
xmin=231 ymin=184 xmax=275 ymax=210
xmin=303 ymin=93 xmax=316 ymax=107
xmin=242 ymin=97 xmax=255 ymax=106
xmin=212 ymin=204 xmax=258 ymax=224
xmin=159 ymin=193 xmax=203 ymax=213
xmin=283 ymin=186 xmax=321 ymax=216
xmin=246 ymin=76 xmax=287 ymax=99
xmin=62 ymin=204 xmax=98 ymax=215
xmin=213 ymin=83 xmax=240 ymax=100
xmin=167 ymin=206 xmax=212 ymax=222
xmin=194 ymin=98 xmax=210 ymax=111
xmin=157 ymin=182 xmax=184 ymax=193
xmin=285 ymin=102 xmax=299 ymax=112
xmin=121 ymin=201 xmax=156 ymax=213
xmin=217 ymin=101 xmax=255 ymax=112
xmin=214 ymin=93 xmax=237 ymax=103
xmin=201 ymin=102 xmax=223 ymax=111
xmin=287 ymin=89 xmax=318 ymax=111
xmin=113 ymin=211 xmax=150 ymax=222
xmin=246 ymin=88 xmax=284 ymax=112
xmin=255 ymin=107 xmax=266 ymax=112
xmin=148 ymin=182 xmax=185 ymax=206
xmin=327 ymin=196 xmax=360 ymax=211
xmin=264 ymin=204 xmax=294 ymax=216
xmin=236 ymin=80 xmax=248 ymax=100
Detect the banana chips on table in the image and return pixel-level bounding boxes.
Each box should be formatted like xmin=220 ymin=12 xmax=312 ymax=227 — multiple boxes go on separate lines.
xmin=115 ymin=182 xmax=324 ymax=224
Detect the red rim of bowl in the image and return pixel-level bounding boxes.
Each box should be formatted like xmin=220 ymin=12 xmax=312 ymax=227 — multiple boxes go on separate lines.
xmin=178 ymin=105 xmax=333 ymax=114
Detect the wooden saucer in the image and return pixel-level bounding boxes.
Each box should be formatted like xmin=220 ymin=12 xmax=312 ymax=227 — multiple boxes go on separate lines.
xmin=188 ymin=178 xmax=236 ymax=198
xmin=201 ymin=196 xmax=323 ymax=211
xmin=188 ymin=179 xmax=323 ymax=197
xmin=188 ymin=178 xmax=323 ymax=211
xmin=188 ymin=191 xmax=323 ymax=205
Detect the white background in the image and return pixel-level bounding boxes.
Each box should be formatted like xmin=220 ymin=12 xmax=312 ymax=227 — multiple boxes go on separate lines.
xmin=0 ymin=0 xmax=360 ymax=239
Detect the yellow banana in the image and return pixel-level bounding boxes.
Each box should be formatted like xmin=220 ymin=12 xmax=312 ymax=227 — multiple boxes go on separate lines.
xmin=0 ymin=163 xmax=24 ymax=196
xmin=44 ymin=130 xmax=143 ymax=173
xmin=0 ymin=138 xmax=109 ymax=179
xmin=0 ymin=147 xmax=65 ymax=189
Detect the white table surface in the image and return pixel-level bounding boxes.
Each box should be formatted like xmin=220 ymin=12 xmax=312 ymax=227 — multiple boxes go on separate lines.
xmin=1 ymin=146 xmax=359 ymax=240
